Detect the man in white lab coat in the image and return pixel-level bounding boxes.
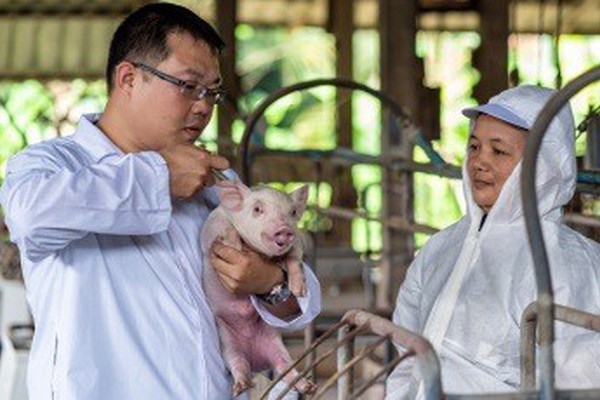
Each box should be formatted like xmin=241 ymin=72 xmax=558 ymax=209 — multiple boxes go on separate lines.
xmin=386 ymin=85 xmax=600 ymax=398
xmin=0 ymin=3 xmax=320 ymax=399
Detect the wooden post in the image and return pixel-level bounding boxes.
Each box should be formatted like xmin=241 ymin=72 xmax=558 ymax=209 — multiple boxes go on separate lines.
xmin=326 ymin=0 xmax=357 ymax=248
xmin=378 ymin=0 xmax=419 ymax=309
xmin=473 ymin=0 xmax=509 ymax=102
xmin=215 ymin=0 xmax=240 ymax=162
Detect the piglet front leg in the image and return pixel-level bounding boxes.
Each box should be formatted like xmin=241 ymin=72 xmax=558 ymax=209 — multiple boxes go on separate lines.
xmin=286 ymin=259 xmax=306 ymax=298
xmin=285 ymin=246 xmax=306 ymax=297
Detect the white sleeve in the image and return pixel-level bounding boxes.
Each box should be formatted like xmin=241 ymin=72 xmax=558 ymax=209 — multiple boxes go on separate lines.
xmin=385 ymin=256 xmax=424 ymax=400
xmin=0 ymin=148 xmax=172 ymax=261
xmin=554 ymin=326 xmax=600 ymax=389
xmin=250 ymin=263 xmax=321 ymax=331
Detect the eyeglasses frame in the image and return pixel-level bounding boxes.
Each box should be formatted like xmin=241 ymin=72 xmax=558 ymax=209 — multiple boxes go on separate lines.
xmin=130 ymin=61 xmax=225 ymax=105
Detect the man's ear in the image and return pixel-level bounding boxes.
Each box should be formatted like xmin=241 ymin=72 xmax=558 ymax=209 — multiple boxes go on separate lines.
xmin=113 ymin=62 xmax=137 ymax=95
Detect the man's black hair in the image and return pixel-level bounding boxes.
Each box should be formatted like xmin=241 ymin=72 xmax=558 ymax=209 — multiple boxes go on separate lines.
xmin=106 ymin=2 xmax=225 ymax=92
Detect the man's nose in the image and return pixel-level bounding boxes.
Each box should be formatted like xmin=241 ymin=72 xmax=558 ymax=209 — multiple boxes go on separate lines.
xmin=190 ymin=98 xmax=213 ymax=115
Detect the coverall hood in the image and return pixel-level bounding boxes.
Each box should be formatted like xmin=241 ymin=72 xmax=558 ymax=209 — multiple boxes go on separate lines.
xmin=461 ymin=85 xmax=576 ymax=226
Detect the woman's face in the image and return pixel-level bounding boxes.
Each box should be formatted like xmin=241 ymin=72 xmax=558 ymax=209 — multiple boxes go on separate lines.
xmin=467 ymin=114 xmax=527 ymax=213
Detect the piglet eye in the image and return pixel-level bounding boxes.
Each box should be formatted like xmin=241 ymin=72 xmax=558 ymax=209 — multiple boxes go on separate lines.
xmin=253 ymin=204 xmax=263 ymax=216
xmin=290 ymin=208 xmax=297 ymax=217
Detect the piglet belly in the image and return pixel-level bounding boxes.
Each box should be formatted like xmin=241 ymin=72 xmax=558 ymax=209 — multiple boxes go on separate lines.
xmin=220 ymin=312 xmax=280 ymax=372
xmin=212 ymin=292 xmax=258 ymax=321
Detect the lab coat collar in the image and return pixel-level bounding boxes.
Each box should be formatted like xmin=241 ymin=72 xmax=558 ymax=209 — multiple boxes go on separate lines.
xmin=72 ymin=113 xmax=123 ymax=163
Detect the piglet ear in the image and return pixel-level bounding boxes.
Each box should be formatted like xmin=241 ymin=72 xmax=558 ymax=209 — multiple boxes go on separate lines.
xmin=218 ymin=179 xmax=250 ymax=212
xmin=290 ymin=184 xmax=309 ymax=216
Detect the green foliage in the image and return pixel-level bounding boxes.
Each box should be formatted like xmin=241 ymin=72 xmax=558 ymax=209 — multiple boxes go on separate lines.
xmin=0 ymin=79 xmax=107 ymax=181
xmin=1 ymin=24 xmax=598 ymax=256
xmin=510 ymin=34 xmax=600 ymax=156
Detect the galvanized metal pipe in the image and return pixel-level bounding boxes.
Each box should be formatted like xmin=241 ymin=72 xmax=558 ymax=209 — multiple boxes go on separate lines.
xmin=273 ymin=325 xmax=369 ymax=400
xmin=260 ymin=319 xmax=351 ymax=400
xmin=308 ymin=205 xmax=439 ymax=236
xmin=520 ymin=302 xmax=600 ymax=391
xmin=520 ymin=65 xmax=600 ymax=399
xmin=336 ymin=324 xmax=355 ymax=400
xmin=342 ymin=309 xmax=442 ymax=400
xmin=316 ymin=335 xmax=388 ymax=399
xmin=446 ymin=388 xmax=600 ymax=399
xmin=238 ymin=78 xmax=451 ymax=185
xmin=350 ymin=353 xmax=409 ymax=399
xmin=247 ymin=147 xmax=463 ymax=181
xmin=563 ymin=213 xmax=600 ymax=229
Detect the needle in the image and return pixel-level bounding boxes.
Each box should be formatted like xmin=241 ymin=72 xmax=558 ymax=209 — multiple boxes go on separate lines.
xmin=198 ymin=144 xmax=230 ymax=182
xmin=211 ymin=169 xmax=230 ymax=181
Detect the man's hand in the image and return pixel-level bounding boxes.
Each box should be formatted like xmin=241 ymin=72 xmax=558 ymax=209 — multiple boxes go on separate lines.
xmin=209 ymin=241 xmax=284 ymax=295
xmin=209 ymin=240 xmax=302 ymax=320
xmin=159 ymin=144 xmax=229 ymax=200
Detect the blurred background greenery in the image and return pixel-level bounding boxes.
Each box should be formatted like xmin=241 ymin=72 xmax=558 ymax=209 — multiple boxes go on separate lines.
xmin=1 ymin=27 xmax=599 ymax=251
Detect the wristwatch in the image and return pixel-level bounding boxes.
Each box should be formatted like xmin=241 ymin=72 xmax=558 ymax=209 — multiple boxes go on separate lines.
xmin=256 ymin=267 xmax=291 ymax=306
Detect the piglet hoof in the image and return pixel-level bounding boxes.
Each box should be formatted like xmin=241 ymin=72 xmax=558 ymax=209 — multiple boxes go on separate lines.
xmin=294 ymin=378 xmax=316 ymax=394
xmin=232 ymin=378 xmax=254 ymax=397
xmin=289 ymin=280 xmax=306 ymax=298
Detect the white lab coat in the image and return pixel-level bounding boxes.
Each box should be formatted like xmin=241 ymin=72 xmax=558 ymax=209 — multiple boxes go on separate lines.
xmin=386 ymin=101 xmax=600 ymax=397
xmin=0 ymin=114 xmax=321 ymax=400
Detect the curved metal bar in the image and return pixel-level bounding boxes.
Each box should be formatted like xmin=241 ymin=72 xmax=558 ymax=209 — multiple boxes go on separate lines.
xmin=314 ymin=335 xmax=388 ymax=399
xmin=520 ymin=302 xmax=600 ymax=391
xmin=265 ymin=324 xmax=371 ymax=400
xmin=259 ymin=318 xmax=352 ymax=399
xmin=520 ymin=65 xmax=600 ymax=399
xmin=350 ymin=353 xmax=411 ymax=399
xmin=238 ymin=78 xmax=600 ymax=189
xmin=342 ymin=309 xmax=442 ymax=400
xmin=262 ymin=309 xmax=441 ymax=399
xmin=239 ymin=78 xmax=453 ymax=185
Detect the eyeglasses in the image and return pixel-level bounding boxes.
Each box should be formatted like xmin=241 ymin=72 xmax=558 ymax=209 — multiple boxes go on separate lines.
xmin=131 ymin=62 xmax=225 ymax=105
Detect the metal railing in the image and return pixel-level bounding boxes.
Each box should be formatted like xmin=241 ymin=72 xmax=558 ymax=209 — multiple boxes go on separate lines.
xmin=259 ymin=66 xmax=600 ymax=400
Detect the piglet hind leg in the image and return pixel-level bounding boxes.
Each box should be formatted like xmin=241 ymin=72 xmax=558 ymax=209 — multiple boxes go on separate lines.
xmin=260 ymin=326 xmax=316 ymax=394
xmin=216 ymin=318 xmax=255 ymax=397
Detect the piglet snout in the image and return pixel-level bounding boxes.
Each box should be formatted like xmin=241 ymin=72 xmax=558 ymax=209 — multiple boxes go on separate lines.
xmin=274 ymin=228 xmax=295 ymax=248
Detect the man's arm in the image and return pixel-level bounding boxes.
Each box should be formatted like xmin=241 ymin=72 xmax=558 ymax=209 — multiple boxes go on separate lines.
xmin=0 ymin=147 xmax=172 ymax=261
xmin=1 ymin=140 xmax=229 ymax=262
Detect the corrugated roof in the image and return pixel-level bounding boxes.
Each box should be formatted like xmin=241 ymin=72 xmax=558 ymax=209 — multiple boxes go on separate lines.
xmin=0 ymin=0 xmax=598 ymax=81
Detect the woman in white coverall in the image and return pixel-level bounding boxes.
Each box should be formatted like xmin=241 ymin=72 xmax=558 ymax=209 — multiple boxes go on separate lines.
xmin=386 ymin=85 xmax=600 ymax=398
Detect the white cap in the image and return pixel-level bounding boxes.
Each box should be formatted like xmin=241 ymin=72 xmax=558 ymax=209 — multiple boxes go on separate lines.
xmin=462 ymin=85 xmax=556 ymax=130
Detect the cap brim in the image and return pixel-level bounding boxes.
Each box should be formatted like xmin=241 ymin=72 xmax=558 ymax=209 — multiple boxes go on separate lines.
xmin=462 ymin=103 xmax=530 ymax=130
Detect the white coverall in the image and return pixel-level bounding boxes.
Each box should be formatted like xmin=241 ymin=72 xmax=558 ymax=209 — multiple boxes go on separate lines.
xmin=386 ymin=87 xmax=600 ymax=398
